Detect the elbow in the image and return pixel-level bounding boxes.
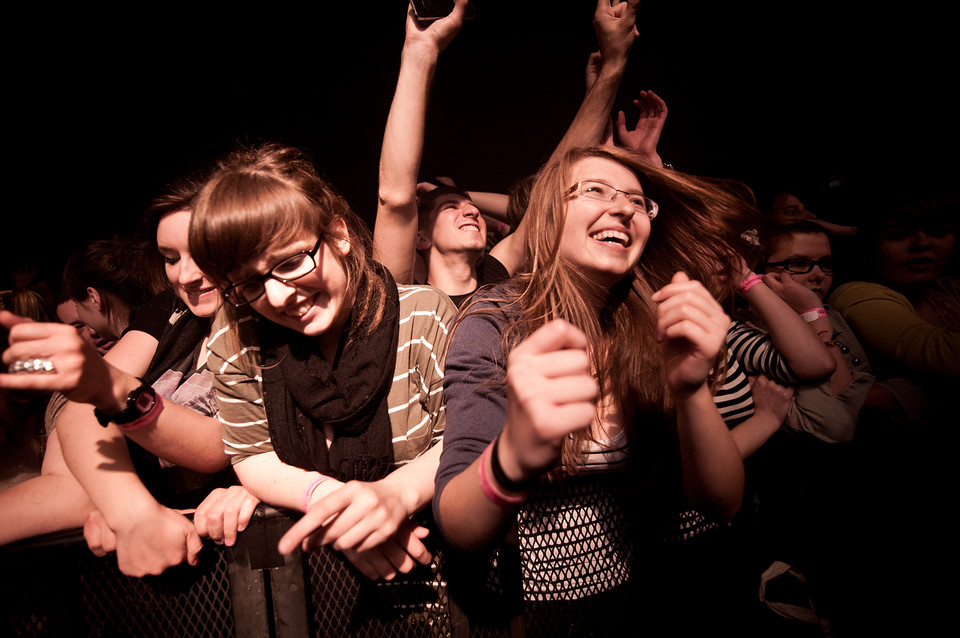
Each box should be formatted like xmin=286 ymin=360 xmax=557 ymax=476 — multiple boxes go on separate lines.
xmin=793 ymin=354 xmax=837 ymax=381
xmin=377 ymin=190 xmax=417 ymax=214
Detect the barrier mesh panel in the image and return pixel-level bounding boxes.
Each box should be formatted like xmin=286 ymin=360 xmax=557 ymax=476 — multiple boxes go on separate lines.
xmin=1 ymin=534 xmax=234 ymax=638
xmin=304 ymin=546 xmax=451 ymax=637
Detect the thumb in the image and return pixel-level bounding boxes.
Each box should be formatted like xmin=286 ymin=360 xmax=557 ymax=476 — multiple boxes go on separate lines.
xmin=671 ymin=271 xmax=690 ymax=284
xmin=186 ymin=528 xmax=203 ymax=566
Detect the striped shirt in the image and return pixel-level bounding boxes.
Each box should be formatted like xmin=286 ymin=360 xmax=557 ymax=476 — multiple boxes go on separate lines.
xmin=207 ymin=284 xmax=458 ymax=466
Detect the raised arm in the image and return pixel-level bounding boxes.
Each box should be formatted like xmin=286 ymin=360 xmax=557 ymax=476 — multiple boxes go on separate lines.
xmin=734 ymin=264 xmax=837 ymax=381
xmin=373 ymin=1 xmax=467 ymax=283
xmin=550 ymin=0 xmax=640 ymax=161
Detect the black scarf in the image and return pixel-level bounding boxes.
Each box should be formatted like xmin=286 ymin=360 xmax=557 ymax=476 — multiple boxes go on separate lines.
xmin=260 ymin=264 xmax=399 ymax=482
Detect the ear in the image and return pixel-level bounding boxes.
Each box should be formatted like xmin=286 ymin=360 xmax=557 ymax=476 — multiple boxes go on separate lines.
xmin=86 ymin=287 xmax=102 ymax=308
xmin=415 ymin=231 xmax=432 ymax=252
xmin=330 ymin=217 xmax=351 ymax=256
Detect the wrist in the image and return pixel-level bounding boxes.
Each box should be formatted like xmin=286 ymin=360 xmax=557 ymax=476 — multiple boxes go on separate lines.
xmin=800 ymin=307 xmax=827 ymax=323
xmin=737 ymin=273 xmax=763 ymax=296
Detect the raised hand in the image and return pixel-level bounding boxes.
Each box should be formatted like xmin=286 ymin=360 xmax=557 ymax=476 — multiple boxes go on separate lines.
xmin=616 ymin=90 xmax=667 ymax=166
xmin=651 ymin=272 xmax=730 ymax=397
xmin=405 ymin=0 xmax=468 ymax=55
xmin=594 ymin=0 xmax=641 ymax=67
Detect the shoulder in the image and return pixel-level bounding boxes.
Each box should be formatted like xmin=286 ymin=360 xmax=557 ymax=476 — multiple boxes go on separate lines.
xmin=124 ymin=289 xmax=181 ymax=339
xmin=828 ymin=281 xmax=910 ymax=312
xmin=207 ymin=305 xmax=261 ymax=376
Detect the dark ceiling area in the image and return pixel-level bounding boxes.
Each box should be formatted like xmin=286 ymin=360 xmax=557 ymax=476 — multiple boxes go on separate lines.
xmin=5 ymin=1 xmax=955 ymax=286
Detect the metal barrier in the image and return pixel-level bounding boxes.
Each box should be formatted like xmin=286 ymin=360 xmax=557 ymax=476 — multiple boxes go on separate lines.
xmin=0 ymin=506 xmax=521 ymax=638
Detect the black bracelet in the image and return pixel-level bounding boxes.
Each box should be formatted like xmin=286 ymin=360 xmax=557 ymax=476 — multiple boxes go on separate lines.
xmin=490 ymin=436 xmax=537 ymax=493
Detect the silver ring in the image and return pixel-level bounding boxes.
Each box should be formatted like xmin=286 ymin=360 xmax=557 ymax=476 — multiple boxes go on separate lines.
xmin=7 ymin=358 xmax=57 ymax=374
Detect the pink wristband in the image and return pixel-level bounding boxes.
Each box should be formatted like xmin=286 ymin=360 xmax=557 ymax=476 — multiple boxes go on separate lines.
xmin=478 ymin=443 xmax=526 ymax=507
xmin=800 ymin=307 xmax=827 ymax=323
xmin=736 ymin=274 xmax=763 ymax=296
xmin=302 ymin=475 xmax=333 ymax=512
xmin=115 ymin=393 xmax=165 ymax=432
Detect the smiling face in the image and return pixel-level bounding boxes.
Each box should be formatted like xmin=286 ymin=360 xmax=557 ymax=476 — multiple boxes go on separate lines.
xmin=156 ymin=210 xmax=222 ymax=318
xmin=423 ymin=194 xmax=487 ymax=256
xmin=231 ymin=224 xmax=354 ymax=357
xmin=873 ymin=217 xmax=955 ymax=290
xmin=558 ymin=157 xmax=651 ymax=289
xmin=763 ymin=232 xmax=834 ymax=300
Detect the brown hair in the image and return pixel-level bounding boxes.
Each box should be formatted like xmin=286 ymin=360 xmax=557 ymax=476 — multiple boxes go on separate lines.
xmin=189 ymin=143 xmax=386 ymax=345
xmin=60 ymin=236 xmax=168 ymax=330
xmin=460 ymin=145 xmax=759 ymax=472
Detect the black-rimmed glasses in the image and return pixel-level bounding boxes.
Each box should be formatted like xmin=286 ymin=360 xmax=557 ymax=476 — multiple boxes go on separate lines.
xmin=223 ymin=236 xmax=324 ymax=306
xmin=764 ymin=258 xmax=834 ymax=274
xmin=565 ymin=180 xmax=659 ymax=219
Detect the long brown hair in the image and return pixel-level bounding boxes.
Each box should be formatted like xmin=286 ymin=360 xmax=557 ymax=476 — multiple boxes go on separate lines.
xmin=189 ymin=143 xmax=386 ymax=346
xmin=461 ymin=145 xmax=759 ymax=471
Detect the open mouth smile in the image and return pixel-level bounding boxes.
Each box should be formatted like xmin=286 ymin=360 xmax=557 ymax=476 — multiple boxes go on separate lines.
xmin=590 ymin=230 xmax=631 ymax=246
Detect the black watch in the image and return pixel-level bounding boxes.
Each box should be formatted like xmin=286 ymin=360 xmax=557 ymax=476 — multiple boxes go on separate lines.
xmin=95 ymin=384 xmax=159 ymax=427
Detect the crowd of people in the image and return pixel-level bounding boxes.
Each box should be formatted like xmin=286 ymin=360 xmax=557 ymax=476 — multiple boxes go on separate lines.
xmin=1 ymin=2 xmax=956 ymax=636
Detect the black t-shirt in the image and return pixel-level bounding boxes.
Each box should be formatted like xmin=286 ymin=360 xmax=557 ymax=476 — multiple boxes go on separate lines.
xmin=445 ymin=254 xmax=510 ymax=308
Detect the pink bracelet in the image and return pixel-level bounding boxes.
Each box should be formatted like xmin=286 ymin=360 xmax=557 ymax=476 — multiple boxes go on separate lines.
xmin=302 ymin=474 xmax=333 ymax=513
xmin=478 ymin=442 xmax=526 ymax=507
xmin=800 ymin=307 xmax=827 ymax=323
xmin=115 ymin=393 xmax=165 ymax=432
xmin=736 ymin=274 xmax=763 ymax=296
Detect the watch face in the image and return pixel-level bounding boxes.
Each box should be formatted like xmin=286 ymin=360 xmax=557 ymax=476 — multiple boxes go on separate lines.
xmin=133 ymin=388 xmax=156 ymax=412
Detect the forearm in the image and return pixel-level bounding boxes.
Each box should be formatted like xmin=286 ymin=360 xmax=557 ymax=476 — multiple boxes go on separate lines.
xmin=742 ymin=282 xmax=835 ymax=379
xmin=56 ymin=401 xmax=165 ymax=532
xmin=551 ymin=61 xmax=628 ymax=162
xmin=437 ymin=446 xmax=520 ymax=553
xmin=730 ymin=413 xmax=782 ymax=459
xmin=234 ymin=451 xmax=341 ymax=512
xmin=122 ymin=402 xmax=228 ymax=474
xmin=0 ymin=471 xmax=93 ymax=545
xmin=675 ymin=384 xmax=744 ymax=521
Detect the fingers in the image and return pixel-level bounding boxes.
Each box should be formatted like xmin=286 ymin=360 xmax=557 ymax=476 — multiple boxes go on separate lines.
xmin=513 ymin=319 xmax=589 ymax=356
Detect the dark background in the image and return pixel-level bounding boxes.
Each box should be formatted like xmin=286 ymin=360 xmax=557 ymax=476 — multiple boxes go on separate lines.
xmin=5 ymin=1 xmax=956 ymax=289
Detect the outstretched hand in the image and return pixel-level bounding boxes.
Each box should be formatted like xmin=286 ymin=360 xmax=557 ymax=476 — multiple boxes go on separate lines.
xmin=499 ymin=320 xmax=599 ymax=483
xmin=651 ymin=272 xmax=730 ymax=397
xmin=0 ymin=311 xmax=114 ymax=404
xmin=616 ymin=90 xmax=667 ymax=167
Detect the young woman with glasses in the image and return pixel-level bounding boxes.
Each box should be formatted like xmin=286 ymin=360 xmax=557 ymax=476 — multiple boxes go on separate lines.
xmin=189 ymin=143 xmax=458 ymax=582
xmin=432 ymin=144 xmax=757 ymax=632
